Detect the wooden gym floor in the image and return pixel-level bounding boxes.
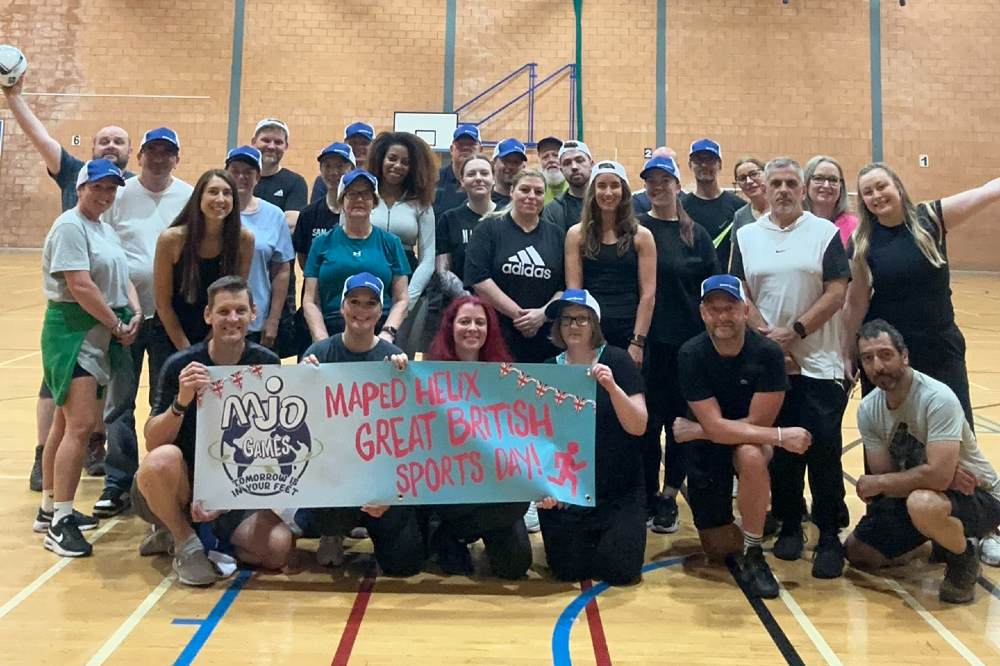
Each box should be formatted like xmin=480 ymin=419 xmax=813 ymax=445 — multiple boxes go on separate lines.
xmin=1 ymin=250 xmax=999 ymax=665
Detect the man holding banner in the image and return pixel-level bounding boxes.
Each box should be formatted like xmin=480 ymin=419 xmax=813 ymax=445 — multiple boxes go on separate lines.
xmin=135 ymin=276 xmax=294 ymax=586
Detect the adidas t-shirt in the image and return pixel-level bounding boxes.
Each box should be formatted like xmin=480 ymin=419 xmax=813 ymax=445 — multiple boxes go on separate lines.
xmin=254 ymin=168 xmax=308 ymax=212
xmin=463 ymin=213 xmax=565 ymax=311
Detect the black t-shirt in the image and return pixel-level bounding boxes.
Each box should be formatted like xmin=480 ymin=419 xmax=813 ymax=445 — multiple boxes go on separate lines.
xmin=292 ymin=198 xmax=340 ymax=260
xmin=491 ymin=190 xmax=512 ymax=207
xmin=548 ymin=345 xmax=644 ymax=504
xmin=435 ymin=203 xmax=484 ymax=284
xmin=255 ymin=167 xmax=308 ymax=212
xmin=304 ymin=333 xmax=402 ymax=363
xmin=865 ymin=200 xmax=954 ymax=335
xmin=681 ymin=190 xmax=746 ymax=267
xmin=540 ymin=191 xmax=584 ymax=231
xmin=151 ymin=341 xmax=280 ymax=474
xmin=310 ymin=174 xmax=328 ymax=204
xmin=678 ymin=330 xmax=787 ymax=422
xmin=433 ymin=163 xmax=467 ymax=219
xmin=638 ymin=213 xmax=721 ymax=346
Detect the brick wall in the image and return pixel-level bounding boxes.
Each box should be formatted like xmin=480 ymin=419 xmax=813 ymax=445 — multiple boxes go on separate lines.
xmin=1 ymin=0 xmax=998 ymax=267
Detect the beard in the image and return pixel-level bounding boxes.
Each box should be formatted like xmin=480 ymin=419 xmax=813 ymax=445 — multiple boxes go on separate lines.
xmin=543 ymin=167 xmax=565 ymax=187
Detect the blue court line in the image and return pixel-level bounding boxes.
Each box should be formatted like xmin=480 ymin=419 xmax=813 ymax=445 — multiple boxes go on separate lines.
xmin=171 ymin=619 xmax=205 ymax=626
xmin=551 ymin=556 xmax=687 ymax=666
xmin=173 ymin=570 xmax=253 ymax=666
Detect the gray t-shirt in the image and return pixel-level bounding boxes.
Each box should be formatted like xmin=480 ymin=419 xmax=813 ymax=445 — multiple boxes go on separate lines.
xmin=859 ymin=370 xmax=1000 ymax=501
xmin=43 ymin=208 xmax=130 ymax=307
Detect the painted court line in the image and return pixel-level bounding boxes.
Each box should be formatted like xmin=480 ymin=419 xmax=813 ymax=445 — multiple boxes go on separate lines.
xmin=724 ymin=557 xmax=804 ymax=666
xmin=0 ymin=350 xmax=39 ymax=367
xmin=881 ymin=577 xmax=985 ymax=665
xmin=578 ymin=579 xmax=612 ymax=666
xmin=0 ymin=518 xmax=120 ymax=620
xmin=331 ymin=567 xmax=378 ymax=666
xmin=85 ymin=574 xmax=175 ymax=665
xmin=774 ymin=578 xmax=843 ymax=666
xmin=173 ymin=569 xmax=253 ymax=666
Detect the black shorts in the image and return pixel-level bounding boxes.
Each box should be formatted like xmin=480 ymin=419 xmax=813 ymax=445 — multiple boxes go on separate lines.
xmin=852 ymin=489 xmax=1000 ymax=559
xmin=686 ymin=441 xmax=735 ymax=531
xmin=38 ymin=364 xmax=93 ymax=399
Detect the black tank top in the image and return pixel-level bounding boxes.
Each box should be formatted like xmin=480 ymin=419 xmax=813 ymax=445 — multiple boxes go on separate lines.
xmin=172 ymin=255 xmax=223 ymax=343
xmin=582 ymin=241 xmax=639 ymax=320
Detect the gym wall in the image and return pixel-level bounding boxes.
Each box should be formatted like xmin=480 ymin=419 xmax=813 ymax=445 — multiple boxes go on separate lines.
xmin=1 ymin=0 xmax=998 ymax=268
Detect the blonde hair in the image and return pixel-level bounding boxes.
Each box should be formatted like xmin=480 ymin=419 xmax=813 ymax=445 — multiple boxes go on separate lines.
xmin=483 ymin=167 xmax=545 ymax=220
xmin=852 ymin=162 xmax=946 ymax=284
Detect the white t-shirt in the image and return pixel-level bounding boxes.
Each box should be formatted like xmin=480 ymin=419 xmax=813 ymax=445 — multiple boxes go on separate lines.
xmin=732 ymin=211 xmax=851 ymax=380
xmin=103 ymin=176 xmax=193 ymax=318
xmin=371 ymin=199 xmax=435 ymax=306
xmin=859 ymin=370 xmax=1000 ymax=501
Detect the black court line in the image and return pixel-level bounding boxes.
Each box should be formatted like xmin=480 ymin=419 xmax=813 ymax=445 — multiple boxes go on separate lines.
xmin=841 ymin=438 xmax=863 ymax=455
xmin=724 ymin=557 xmax=805 ymax=666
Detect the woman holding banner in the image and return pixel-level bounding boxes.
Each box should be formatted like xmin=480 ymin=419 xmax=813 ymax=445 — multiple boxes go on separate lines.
xmin=422 ymin=295 xmax=533 ymax=578
xmin=536 ymin=289 xmax=648 ymax=585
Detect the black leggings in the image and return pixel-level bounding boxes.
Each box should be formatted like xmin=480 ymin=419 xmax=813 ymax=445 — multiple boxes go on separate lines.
xmin=313 ymin=506 xmax=425 ymax=577
xmin=434 ymin=502 xmax=532 ymax=579
xmin=641 ymin=341 xmax=688 ymax=509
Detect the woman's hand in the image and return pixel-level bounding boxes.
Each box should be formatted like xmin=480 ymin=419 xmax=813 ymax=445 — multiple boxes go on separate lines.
xmin=628 ymin=344 xmax=643 ymax=367
xmin=387 ymin=353 xmax=408 ymax=371
xmin=361 ymin=504 xmax=389 ymax=518
xmin=536 ymin=496 xmax=563 ymax=510
xmin=190 ymin=500 xmax=224 ymax=523
xmin=301 ymin=354 xmax=320 ymax=367
xmin=590 ymin=362 xmax=616 ymax=391
xmin=513 ymin=307 xmax=546 ymax=338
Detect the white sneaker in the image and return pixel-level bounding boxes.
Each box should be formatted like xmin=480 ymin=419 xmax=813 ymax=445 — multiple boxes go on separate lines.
xmin=524 ymin=502 xmax=541 ymax=533
xmin=980 ymin=531 xmax=1000 ymax=566
xmin=317 ymin=535 xmax=345 ymax=567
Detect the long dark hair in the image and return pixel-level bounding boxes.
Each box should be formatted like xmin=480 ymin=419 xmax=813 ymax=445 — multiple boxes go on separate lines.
xmin=169 ymin=169 xmax=243 ymax=304
xmin=579 ymin=174 xmax=637 ymax=259
xmin=426 ymin=295 xmax=512 ymax=362
xmin=367 ymin=131 xmax=438 ymax=210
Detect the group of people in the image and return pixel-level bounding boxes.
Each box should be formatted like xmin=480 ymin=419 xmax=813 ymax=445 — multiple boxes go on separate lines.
xmin=7 ymin=71 xmax=1000 ymax=604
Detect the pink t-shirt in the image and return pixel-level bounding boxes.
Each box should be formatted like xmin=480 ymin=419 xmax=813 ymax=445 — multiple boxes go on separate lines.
xmin=834 ymin=212 xmax=858 ymax=248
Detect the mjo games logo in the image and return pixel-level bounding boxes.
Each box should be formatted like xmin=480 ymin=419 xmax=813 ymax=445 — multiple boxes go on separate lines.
xmin=210 ymin=375 xmax=323 ymax=497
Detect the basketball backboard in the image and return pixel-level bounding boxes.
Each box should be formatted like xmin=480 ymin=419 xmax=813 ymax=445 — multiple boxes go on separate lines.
xmin=393 ymin=112 xmax=459 ymax=152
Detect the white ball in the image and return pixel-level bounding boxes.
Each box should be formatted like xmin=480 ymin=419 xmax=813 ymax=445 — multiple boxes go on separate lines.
xmin=0 ymin=45 xmax=28 ymax=88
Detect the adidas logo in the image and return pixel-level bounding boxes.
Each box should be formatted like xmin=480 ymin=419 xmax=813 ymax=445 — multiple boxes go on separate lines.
xmin=502 ymin=245 xmax=552 ymax=279
xmin=273 ymin=189 xmax=285 ymax=197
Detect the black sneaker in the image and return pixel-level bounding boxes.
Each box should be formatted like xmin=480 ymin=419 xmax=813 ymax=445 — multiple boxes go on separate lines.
xmin=29 ymin=444 xmax=43 ymax=492
xmin=433 ymin=528 xmax=473 ymax=576
xmin=84 ymin=434 xmax=107 ymax=477
xmin=773 ymin=524 xmax=805 ymax=561
xmin=44 ymin=514 xmax=92 ymax=557
xmin=738 ymin=545 xmax=779 ymax=599
xmin=93 ymin=486 xmax=130 ymax=518
xmin=763 ymin=512 xmax=780 ymax=538
xmin=651 ymin=495 xmax=680 ymax=534
xmin=811 ymin=533 xmax=845 ymax=579
xmin=33 ymin=507 xmax=99 ymax=533
xmin=940 ymin=540 xmax=979 ymax=604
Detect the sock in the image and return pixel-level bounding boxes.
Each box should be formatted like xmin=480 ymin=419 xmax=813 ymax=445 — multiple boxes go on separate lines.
xmin=42 ymin=490 xmax=54 ymax=513
xmin=53 ymin=501 xmax=73 ymax=523
xmin=743 ymin=531 xmax=763 ymax=554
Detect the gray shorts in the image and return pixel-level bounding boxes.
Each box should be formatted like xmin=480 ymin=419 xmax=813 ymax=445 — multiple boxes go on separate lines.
xmin=130 ymin=477 xmax=248 ymax=544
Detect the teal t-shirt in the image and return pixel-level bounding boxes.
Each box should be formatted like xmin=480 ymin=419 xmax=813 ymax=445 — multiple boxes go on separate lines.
xmin=303 ymin=225 xmax=411 ymax=322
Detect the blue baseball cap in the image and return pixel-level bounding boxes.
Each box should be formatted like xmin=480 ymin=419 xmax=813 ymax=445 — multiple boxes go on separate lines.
xmin=141 ymin=127 xmax=180 ymax=150
xmin=344 ymin=122 xmax=375 ymax=142
xmin=640 ymin=155 xmax=681 ymax=181
xmin=225 ymin=145 xmax=262 ymax=171
xmin=317 ymin=142 xmax=356 ymax=166
xmin=492 ymin=138 xmax=527 ymax=161
xmin=700 ymin=274 xmax=744 ymax=302
xmin=337 ymin=168 xmax=379 ymax=200
xmin=545 ymin=288 xmax=602 ymax=322
xmin=689 ymin=138 xmax=722 ymax=160
xmin=453 ymin=124 xmax=480 ymax=143
xmin=75 ymin=159 xmax=126 ymax=188
xmin=341 ymin=272 xmax=384 ymax=301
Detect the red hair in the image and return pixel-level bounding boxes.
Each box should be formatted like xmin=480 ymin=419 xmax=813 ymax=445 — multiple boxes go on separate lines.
xmin=426 ymin=295 xmax=512 ymax=362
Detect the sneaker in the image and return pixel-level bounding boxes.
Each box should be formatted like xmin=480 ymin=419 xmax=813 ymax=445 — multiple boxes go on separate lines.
xmin=939 ymin=540 xmax=979 ymax=604
xmin=811 ymin=533 xmax=845 ymax=579
xmin=33 ymin=507 xmax=99 ymax=533
xmin=738 ymin=545 xmax=779 ymax=599
xmin=348 ymin=526 xmax=369 ymax=540
xmin=763 ymin=512 xmax=780 ymax=538
xmin=317 ymin=535 xmax=346 ymax=567
xmin=929 ymin=541 xmax=948 ymax=564
xmin=523 ymin=502 xmax=541 ymax=534
xmin=93 ymin=486 xmax=130 ymax=518
xmin=651 ymin=495 xmax=680 ymax=534
xmin=773 ymin=525 xmax=805 ymax=561
xmin=433 ymin=531 xmax=473 ymax=576
xmin=139 ymin=526 xmax=174 ymax=556
xmin=173 ymin=547 xmax=218 ymax=586
xmin=29 ymin=444 xmax=43 ymax=492
xmin=44 ymin=514 xmax=92 ymax=557
xmin=980 ymin=531 xmax=1000 ymax=567
xmin=84 ymin=434 xmax=107 ymax=477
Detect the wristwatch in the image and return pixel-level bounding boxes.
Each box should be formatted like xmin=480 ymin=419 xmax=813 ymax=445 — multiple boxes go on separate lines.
xmin=381 ymin=325 xmax=399 ymax=340
xmin=171 ymin=398 xmax=189 ymax=416
xmin=628 ymin=334 xmax=646 ymax=349
xmin=793 ymin=321 xmax=807 ymax=339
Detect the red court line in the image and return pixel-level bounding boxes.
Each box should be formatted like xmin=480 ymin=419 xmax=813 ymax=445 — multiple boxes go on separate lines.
xmin=331 ymin=568 xmax=378 ymax=666
xmin=579 ymin=579 xmax=613 ymax=666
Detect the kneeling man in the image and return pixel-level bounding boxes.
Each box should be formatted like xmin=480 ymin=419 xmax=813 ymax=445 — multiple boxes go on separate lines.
xmin=846 ymin=319 xmax=1000 ymax=603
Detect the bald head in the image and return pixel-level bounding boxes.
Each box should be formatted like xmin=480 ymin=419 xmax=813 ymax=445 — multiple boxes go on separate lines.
xmin=92 ymin=126 xmax=131 ymax=170
xmin=652 ymin=146 xmax=677 ymax=160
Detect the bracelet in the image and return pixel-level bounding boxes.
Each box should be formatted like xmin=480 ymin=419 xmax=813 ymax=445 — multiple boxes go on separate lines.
xmin=628 ymin=334 xmax=646 ymax=349
xmin=381 ymin=325 xmax=398 ymax=340
xmin=171 ymin=398 xmax=189 ymax=416
xmin=112 ymin=320 xmax=124 ymax=334
xmin=776 ymin=426 xmax=783 ymax=449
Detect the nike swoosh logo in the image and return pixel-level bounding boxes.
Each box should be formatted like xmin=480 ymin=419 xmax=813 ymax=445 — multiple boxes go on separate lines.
xmin=50 ymin=529 xmax=65 ymax=543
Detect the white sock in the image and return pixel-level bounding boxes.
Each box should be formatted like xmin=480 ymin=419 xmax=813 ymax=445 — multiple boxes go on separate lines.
xmin=53 ymin=501 xmax=73 ymax=523
xmin=180 ymin=533 xmax=203 ymax=555
xmin=42 ymin=490 xmax=54 ymax=513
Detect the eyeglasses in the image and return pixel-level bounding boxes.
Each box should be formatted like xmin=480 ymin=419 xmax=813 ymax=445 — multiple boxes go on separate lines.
xmin=559 ymin=315 xmax=591 ymax=327
xmin=735 ymin=170 xmax=763 ymax=184
xmin=810 ymin=175 xmax=841 ymax=187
